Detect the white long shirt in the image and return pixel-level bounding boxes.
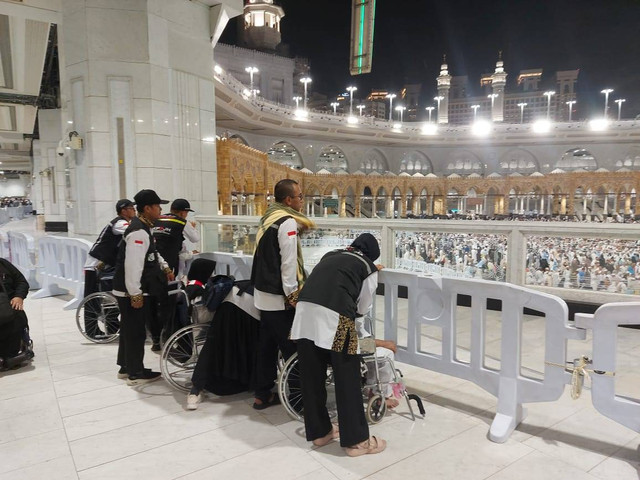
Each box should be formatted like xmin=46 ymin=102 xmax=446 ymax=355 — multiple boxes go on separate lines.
xmin=290 ymin=272 xmax=378 ymax=351
xmin=253 ymin=217 xmax=300 ymax=311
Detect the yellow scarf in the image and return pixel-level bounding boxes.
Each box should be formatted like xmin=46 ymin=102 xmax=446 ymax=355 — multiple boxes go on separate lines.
xmin=254 ymin=203 xmax=315 ymax=287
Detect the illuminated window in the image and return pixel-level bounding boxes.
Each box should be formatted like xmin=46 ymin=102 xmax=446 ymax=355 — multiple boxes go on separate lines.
xmin=253 ymin=11 xmax=265 ymax=27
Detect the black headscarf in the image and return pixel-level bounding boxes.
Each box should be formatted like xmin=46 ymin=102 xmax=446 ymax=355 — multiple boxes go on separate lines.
xmin=350 ymin=233 xmax=380 ymax=262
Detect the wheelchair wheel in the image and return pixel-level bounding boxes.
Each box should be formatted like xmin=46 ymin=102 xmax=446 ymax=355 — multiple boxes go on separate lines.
xmin=366 ymin=394 xmax=387 ymax=424
xmin=75 ymin=292 xmax=120 ymax=343
xmin=278 ymin=352 xmax=337 ymax=423
xmin=160 ymin=323 xmax=209 ymax=393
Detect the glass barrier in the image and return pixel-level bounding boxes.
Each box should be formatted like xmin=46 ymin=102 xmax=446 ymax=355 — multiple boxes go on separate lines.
xmin=198 ymin=216 xmax=640 ymax=301
xmin=525 ymin=235 xmax=640 ymax=294
xmin=300 ymin=227 xmax=382 ymax=269
xmin=394 ymin=230 xmax=508 ymax=282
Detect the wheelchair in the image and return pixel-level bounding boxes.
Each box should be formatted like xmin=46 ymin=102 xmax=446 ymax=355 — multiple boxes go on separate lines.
xmin=278 ymin=337 xmax=425 ymax=425
xmin=75 ymin=267 xmax=120 ymax=343
xmin=161 ymin=277 xmax=262 ymax=394
xmin=0 ymin=327 xmax=35 ymax=371
xmin=160 ymin=294 xmax=212 ymax=392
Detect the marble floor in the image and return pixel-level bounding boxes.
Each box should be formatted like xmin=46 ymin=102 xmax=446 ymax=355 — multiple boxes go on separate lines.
xmin=1 ymin=293 xmax=639 ymax=480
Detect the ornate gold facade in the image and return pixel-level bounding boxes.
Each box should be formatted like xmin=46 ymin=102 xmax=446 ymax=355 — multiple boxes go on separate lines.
xmin=217 ymin=139 xmax=640 ymax=217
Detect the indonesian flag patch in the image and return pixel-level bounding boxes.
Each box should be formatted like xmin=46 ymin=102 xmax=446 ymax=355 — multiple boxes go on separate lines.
xmin=134 ymin=240 xmax=144 ymax=245
xmin=287 ymin=230 xmax=297 ymax=237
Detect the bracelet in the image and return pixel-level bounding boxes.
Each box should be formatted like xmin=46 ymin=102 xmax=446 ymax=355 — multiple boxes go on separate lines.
xmin=130 ymin=294 xmax=143 ymax=303
xmin=163 ymin=267 xmax=173 ymax=275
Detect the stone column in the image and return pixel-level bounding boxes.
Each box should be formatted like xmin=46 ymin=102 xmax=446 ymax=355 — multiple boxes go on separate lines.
xmin=57 ymin=0 xmax=242 ymax=235
xmin=354 ymin=195 xmax=361 ymax=217
xmin=625 ymin=195 xmax=631 ymax=215
xmin=339 ymin=196 xmax=346 ymax=217
xmin=400 ymin=195 xmax=407 ymax=217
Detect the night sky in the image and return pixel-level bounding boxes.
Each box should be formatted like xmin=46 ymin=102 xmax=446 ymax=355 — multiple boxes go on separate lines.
xmin=221 ymin=0 xmax=640 ymax=119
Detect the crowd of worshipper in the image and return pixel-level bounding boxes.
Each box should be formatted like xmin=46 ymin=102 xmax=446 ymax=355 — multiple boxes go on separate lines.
xmin=394 ymin=232 xmax=507 ymax=281
xmin=524 ymin=237 xmax=640 ymax=293
xmin=406 ymin=212 xmax=640 ymax=223
xmin=0 ymin=197 xmax=31 ymax=208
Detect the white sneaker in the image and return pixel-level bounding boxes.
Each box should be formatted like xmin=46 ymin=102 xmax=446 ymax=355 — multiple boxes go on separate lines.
xmin=187 ymin=393 xmax=202 ymax=410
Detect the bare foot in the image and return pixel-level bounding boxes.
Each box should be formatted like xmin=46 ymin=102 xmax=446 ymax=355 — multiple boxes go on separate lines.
xmin=312 ymin=424 xmax=339 ymax=447
xmin=385 ymin=397 xmax=400 ymax=409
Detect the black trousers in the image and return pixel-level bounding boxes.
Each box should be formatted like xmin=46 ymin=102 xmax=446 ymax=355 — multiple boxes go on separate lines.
xmin=297 ymin=338 xmax=369 ymax=448
xmin=254 ymin=309 xmax=296 ymax=401
xmin=116 ymin=296 xmax=151 ymax=376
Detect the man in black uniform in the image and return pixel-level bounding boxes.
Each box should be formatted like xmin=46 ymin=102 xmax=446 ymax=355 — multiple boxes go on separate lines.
xmin=112 ymin=189 xmax=174 ymax=385
xmin=151 ymin=198 xmax=200 ymax=348
xmin=82 ymin=199 xmax=136 ymax=338
xmin=84 ymin=199 xmax=136 ymax=297
xmin=153 ymin=198 xmax=200 ymax=275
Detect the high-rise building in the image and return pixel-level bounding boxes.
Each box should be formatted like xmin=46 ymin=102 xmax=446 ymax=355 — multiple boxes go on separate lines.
xmin=444 ymin=58 xmax=579 ymax=124
xmin=401 ymin=84 xmax=421 ymax=122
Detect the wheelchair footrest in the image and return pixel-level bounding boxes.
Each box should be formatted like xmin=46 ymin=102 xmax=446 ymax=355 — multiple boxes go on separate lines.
xmin=407 ymin=393 xmax=426 ymax=416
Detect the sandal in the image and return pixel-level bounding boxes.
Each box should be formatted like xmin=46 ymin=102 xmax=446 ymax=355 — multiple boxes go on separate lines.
xmin=345 ymin=436 xmax=387 ymax=457
xmin=312 ymin=424 xmax=340 ymax=447
xmin=252 ymin=393 xmax=281 ymax=410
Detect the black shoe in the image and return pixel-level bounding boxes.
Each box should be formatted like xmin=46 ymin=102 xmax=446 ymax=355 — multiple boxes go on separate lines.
xmin=126 ymin=370 xmax=161 ymax=386
xmin=151 ymin=343 xmax=162 ymax=352
xmin=253 ymin=393 xmax=281 ymax=410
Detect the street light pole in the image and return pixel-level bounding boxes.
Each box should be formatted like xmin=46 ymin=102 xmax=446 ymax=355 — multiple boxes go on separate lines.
xmin=615 ymin=98 xmax=626 ymax=120
xmin=517 ymin=102 xmax=527 ymax=124
xmin=386 ymin=93 xmax=396 ymax=122
xmin=357 ymin=104 xmax=365 ymax=116
xmin=300 ymin=77 xmax=312 ymax=110
xmin=425 ymin=106 xmax=435 ymax=122
xmin=245 ymin=66 xmax=259 ymax=97
xmin=565 ymin=100 xmax=576 ymax=122
xmin=395 ymin=105 xmax=406 ymax=122
xmin=293 ymin=96 xmax=302 ymax=109
xmin=330 ymin=102 xmax=339 ymax=115
xmin=601 ymin=88 xmax=614 ymax=118
xmin=346 ymin=86 xmax=357 ymax=116
xmin=543 ymin=91 xmax=555 ymax=120
xmin=471 ymin=104 xmax=480 ymax=122
xmin=434 ymin=96 xmax=444 ymax=123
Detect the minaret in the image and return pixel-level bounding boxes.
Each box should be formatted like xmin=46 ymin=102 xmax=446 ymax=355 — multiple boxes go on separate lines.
xmin=491 ymin=51 xmax=507 ymax=122
xmin=238 ymin=0 xmax=285 ymax=52
xmin=436 ymin=55 xmax=452 ymax=124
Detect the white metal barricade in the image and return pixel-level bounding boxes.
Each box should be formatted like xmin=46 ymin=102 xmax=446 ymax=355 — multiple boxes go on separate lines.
xmin=7 ymin=231 xmax=39 ymax=289
xmin=378 ymin=269 xmax=587 ymax=443
xmin=31 ymin=236 xmax=92 ymax=310
xmin=575 ymin=304 xmax=640 ymax=433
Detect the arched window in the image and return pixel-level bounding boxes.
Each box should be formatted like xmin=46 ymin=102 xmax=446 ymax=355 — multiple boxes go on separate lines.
xmin=499 ymin=149 xmax=538 ymax=174
xmin=556 ymin=148 xmax=597 ymax=171
xmin=359 ymin=149 xmax=388 ymax=173
xmin=399 ymin=151 xmax=432 ymax=174
xmin=317 ymin=145 xmax=348 ymax=172
xmin=267 ymin=141 xmax=303 ymax=169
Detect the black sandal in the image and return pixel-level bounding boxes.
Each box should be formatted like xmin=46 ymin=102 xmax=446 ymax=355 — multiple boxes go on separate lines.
xmin=253 ymin=393 xmax=281 ymax=410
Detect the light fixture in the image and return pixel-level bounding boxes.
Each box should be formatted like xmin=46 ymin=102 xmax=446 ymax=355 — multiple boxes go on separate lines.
xmin=589 ymin=118 xmax=609 ymax=131
xmin=532 ymin=119 xmax=552 ymax=133
xmin=214 ymin=65 xmax=223 ymax=75
xmin=471 ymin=120 xmax=491 ymax=136
xmin=421 ymin=123 xmax=438 ymax=135
xmin=347 ymin=116 xmax=358 ymax=125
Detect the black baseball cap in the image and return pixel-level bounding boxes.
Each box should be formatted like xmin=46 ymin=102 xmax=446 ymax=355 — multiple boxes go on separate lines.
xmin=171 ymin=198 xmax=195 ymax=212
xmin=115 ymin=199 xmax=134 ymax=213
xmin=133 ymin=189 xmax=169 ymax=208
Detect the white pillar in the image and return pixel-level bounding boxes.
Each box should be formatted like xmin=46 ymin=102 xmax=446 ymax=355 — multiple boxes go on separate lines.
xmin=57 ymin=0 xmax=241 ymax=235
